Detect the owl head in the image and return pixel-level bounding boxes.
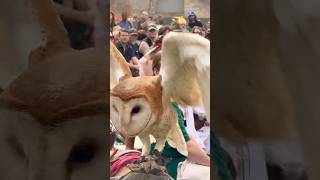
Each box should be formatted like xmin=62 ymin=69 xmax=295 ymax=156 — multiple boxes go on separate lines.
xmin=0 ymin=48 xmax=108 ymax=180
xmin=110 ymin=75 xmax=163 ymax=137
xmin=0 ymin=0 xmax=108 ymax=179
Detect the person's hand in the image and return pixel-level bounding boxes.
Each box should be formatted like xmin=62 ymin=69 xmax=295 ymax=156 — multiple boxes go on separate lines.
xmin=129 ymin=61 xmax=140 ymax=70
xmin=139 ymin=55 xmax=154 ymax=76
xmin=133 ymin=57 xmax=140 ymax=65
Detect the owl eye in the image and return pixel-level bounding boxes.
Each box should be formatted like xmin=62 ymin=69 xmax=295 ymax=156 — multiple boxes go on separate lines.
xmin=131 ymin=105 xmax=141 ymax=114
xmin=68 ymin=144 xmax=96 ymax=164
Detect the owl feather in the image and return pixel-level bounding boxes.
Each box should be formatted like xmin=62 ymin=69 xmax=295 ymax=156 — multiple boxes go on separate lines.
xmin=110 ymin=42 xmax=132 ymax=89
xmin=160 ymin=32 xmax=210 ymax=122
xmin=110 ymin=32 xmax=210 ymax=157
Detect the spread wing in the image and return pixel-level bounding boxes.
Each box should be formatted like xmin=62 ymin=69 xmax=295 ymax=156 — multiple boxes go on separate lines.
xmin=160 ymin=32 xmax=210 ymax=122
xmin=110 ymin=42 xmax=132 ymax=89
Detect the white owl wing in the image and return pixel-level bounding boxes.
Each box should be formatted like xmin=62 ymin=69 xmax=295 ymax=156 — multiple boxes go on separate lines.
xmin=110 ymin=42 xmax=132 ymax=89
xmin=160 ymin=32 xmax=210 ymax=122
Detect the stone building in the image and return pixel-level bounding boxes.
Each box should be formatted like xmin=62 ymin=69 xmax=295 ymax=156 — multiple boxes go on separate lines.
xmin=111 ymin=0 xmax=210 ymax=21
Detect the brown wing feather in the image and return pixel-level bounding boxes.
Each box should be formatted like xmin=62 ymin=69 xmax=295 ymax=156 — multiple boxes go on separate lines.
xmin=28 ymin=0 xmax=71 ymax=65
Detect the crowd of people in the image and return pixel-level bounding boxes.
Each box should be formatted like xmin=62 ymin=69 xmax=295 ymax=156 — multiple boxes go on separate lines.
xmin=110 ymin=9 xmax=211 ymax=180
xmin=109 ymin=6 xmax=311 ymax=180
xmin=110 ymin=9 xmax=210 ymax=77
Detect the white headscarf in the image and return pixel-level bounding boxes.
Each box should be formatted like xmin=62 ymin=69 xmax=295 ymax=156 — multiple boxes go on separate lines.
xmin=183 ymin=106 xmax=210 ymax=154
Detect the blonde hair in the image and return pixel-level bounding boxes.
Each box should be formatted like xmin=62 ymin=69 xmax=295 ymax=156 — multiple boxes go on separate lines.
xmin=176 ymin=16 xmax=186 ymax=25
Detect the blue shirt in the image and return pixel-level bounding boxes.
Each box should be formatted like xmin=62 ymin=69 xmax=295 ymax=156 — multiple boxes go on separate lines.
xmin=118 ymin=20 xmax=133 ymax=30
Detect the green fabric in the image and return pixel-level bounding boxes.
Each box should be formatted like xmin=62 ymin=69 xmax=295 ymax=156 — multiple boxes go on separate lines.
xmin=150 ymin=102 xmax=190 ymax=179
xmin=148 ymin=102 xmax=233 ymax=180
xmin=211 ymin=129 xmax=234 ymax=180
xmin=171 ymin=102 xmax=190 ymax=142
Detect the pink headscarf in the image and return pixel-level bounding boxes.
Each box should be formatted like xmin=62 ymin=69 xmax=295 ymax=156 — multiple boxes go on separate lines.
xmin=111 ymin=152 xmax=141 ymax=177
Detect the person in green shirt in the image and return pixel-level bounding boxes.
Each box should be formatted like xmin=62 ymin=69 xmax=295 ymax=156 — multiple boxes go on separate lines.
xmin=149 ymin=51 xmax=210 ymax=179
xmin=150 ymin=102 xmax=210 ymax=179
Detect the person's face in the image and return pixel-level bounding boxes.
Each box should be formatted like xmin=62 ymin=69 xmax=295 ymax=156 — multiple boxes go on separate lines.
xmin=189 ymin=15 xmax=196 ymax=21
xmin=179 ymin=24 xmax=186 ymax=29
xmin=130 ymin=35 xmax=137 ymax=43
xmin=142 ymin=12 xmax=148 ymax=20
xmin=193 ymin=28 xmax=202 ymax=35
xmin=120 ymin=32 xmax=130 ymax=43
xmin=113 ymin=33 xmax=120 ymax=44
xmin=148 ymin=30 xmax=157 ymax=40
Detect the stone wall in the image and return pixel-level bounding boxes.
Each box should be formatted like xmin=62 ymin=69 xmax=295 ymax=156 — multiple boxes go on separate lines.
xmin=111 ymin=0 xmax=210 ymax=20
xmin=110 ymin=0 xmax=149 ymax=21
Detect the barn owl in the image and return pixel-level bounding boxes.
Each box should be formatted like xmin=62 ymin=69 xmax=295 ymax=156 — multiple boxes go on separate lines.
xmin=110 ymin=32 xmax=210 ymax=156
xmin=0 ymin=0 xmax=107 ymax=179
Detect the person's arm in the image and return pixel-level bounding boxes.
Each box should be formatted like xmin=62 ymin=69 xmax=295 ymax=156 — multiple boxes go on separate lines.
xmin=131 ymin=56 xmax=139 ymax=65
xmin=139 ymin=55 xmax=154 ymax=76
xmin=186 ymin=136 xmax=210 ymax=166
xmin=139 ymin=41 xmax=150 ymax=55
xmin=127 ymin=47 xmax=140 ymax=70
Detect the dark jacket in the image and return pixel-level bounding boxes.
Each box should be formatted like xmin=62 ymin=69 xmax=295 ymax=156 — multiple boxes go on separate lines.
xmin=116 ymin=43 xmax=140 ymax=77
xmin=116 ymin=43 xmax=135 ymax=63
xmin=188 ymin=20 xmax=203 ymax=29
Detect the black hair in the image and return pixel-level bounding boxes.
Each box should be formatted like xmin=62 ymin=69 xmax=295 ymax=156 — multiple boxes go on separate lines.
xmin=152 ymin=51 xmax=162 ymax=72
xmin=158 ymin=26 xmax=172 ymax=36
xmin=137 ymin=30 xmax=147 ymax=40
xmin=121 ymin=12 xmax=128 ymax=20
